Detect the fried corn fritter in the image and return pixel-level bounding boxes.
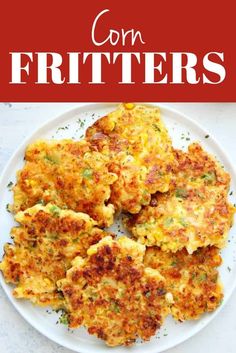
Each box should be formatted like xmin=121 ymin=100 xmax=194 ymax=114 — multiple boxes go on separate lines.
xmin=58 ymin=236 xmax=171 ymax=346
xmin=144 ymin=246 xmax=223 ymax=321
xmin=86 ymin=103 xmax=176 ymax=214
xmin=12 ymin=139 xmax=117 ymax=227
xmin=126 ymin=143 xmax=235 ymax=253
xmin=0 ymin=204 xmax=109 ymax=308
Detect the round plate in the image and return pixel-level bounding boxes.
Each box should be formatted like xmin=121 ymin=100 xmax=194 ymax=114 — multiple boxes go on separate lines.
xmin=0 ymin=103 xmax=236 ymax=353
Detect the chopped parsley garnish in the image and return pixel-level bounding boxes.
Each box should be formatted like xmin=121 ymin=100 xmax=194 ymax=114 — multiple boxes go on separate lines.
xmin=201 ymin=171 xmax=216 ymax=183
xmin=56 ymin=126 xmax=69 ymax=133
xmin=77 ymin=118 xmax=85 ymax=128
xmin=110 ymin=302 xmax=120 ymax=313
xmin=7 ymin=181 xmax=13 ymax=189
xmin=44 ymin=155 xmax=58 ymax=164
xmin=175 ymin=188 xmax=188 ymax=198
xmin=179 ymin=218 xmax=188 ymax=227
xmin=72 ymin=237 xmax=80 ymax=243
xmin=59 ymin=312 xmax=69 ymax=325
xmin=49 ymin=205 xmax=61 ymax=217
xmin=36 ymin=199 xmax=45 ymax=206
xmin=198 ymin=273 xmax=207 ymax=282
xmin=6 ymin=204 xmax=11 ymax=213
xmin=82 ymin=168 xmax=93 ymax=179
xmin=152 ymin=123 xmax=161 ymax=132
xmin=164 ymin=217 xmax=174 ymax=227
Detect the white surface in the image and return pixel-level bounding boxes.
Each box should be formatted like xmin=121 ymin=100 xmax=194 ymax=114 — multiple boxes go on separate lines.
xmin=0 ymin=103 xmax=236 ymax=353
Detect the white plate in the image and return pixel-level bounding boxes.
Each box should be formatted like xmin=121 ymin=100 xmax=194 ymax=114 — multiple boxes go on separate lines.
xmin=0 ymin=103 xmax=236 ymax=353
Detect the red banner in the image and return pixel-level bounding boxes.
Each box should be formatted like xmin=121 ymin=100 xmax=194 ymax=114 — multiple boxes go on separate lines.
xmin=0 ymin=0 xmax=235 ymax=101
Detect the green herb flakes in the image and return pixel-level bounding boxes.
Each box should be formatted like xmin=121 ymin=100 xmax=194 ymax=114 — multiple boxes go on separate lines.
xmin=7 ymin=181 xmax=13 ymax=189
xmin=59 ymin=312 xmax=69 ymax=325
xmin=175 ymin=188 xmax=188 ymax=198
xmin=44 ymin=155 xmax=58 ymax=164
xmin=49 ymin=205 xmax=61 ymax=217
xmin=82 ymin=168 xmax=93 ymax=179
xmin=152 ymin=123 xmax=161 ymax=132
xmin=201 ymin=171 xmax=216 ymax=183
xmin=110 ymin=302 xmax=120 ymax=313
xmin=164 ymin=217 xmax=174 ymax=227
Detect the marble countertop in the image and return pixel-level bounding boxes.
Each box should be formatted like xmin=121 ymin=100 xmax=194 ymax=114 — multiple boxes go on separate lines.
xmin=0 ymin=103 xmax=236 ymax=353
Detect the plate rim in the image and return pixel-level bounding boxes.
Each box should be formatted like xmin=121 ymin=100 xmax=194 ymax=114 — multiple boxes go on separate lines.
xmin=0 ymin=102 xmax=236 ymax=353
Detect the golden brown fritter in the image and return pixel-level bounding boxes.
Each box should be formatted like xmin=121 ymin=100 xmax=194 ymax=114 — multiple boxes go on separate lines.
xmin=58 ymin=236 xmax=171 ymax=346
xmin=144 ymin=246 xmax=223 ymax=321
xmin=12 ymin=139 xmax=117 ymax=227
xmin=0 ymin=204 xmax=109 ymax=308
xmin=126 ymin=143 xmax=235 ymax=253
xmin=86 ymin=103 xmax=176 ymax=214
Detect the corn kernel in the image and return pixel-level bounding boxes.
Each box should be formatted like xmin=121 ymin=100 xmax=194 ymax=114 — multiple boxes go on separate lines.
xmin=44 ymin=278 xmax=51 ymax=286
xmin=124 ymin=103 xmax=134 ymax=110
